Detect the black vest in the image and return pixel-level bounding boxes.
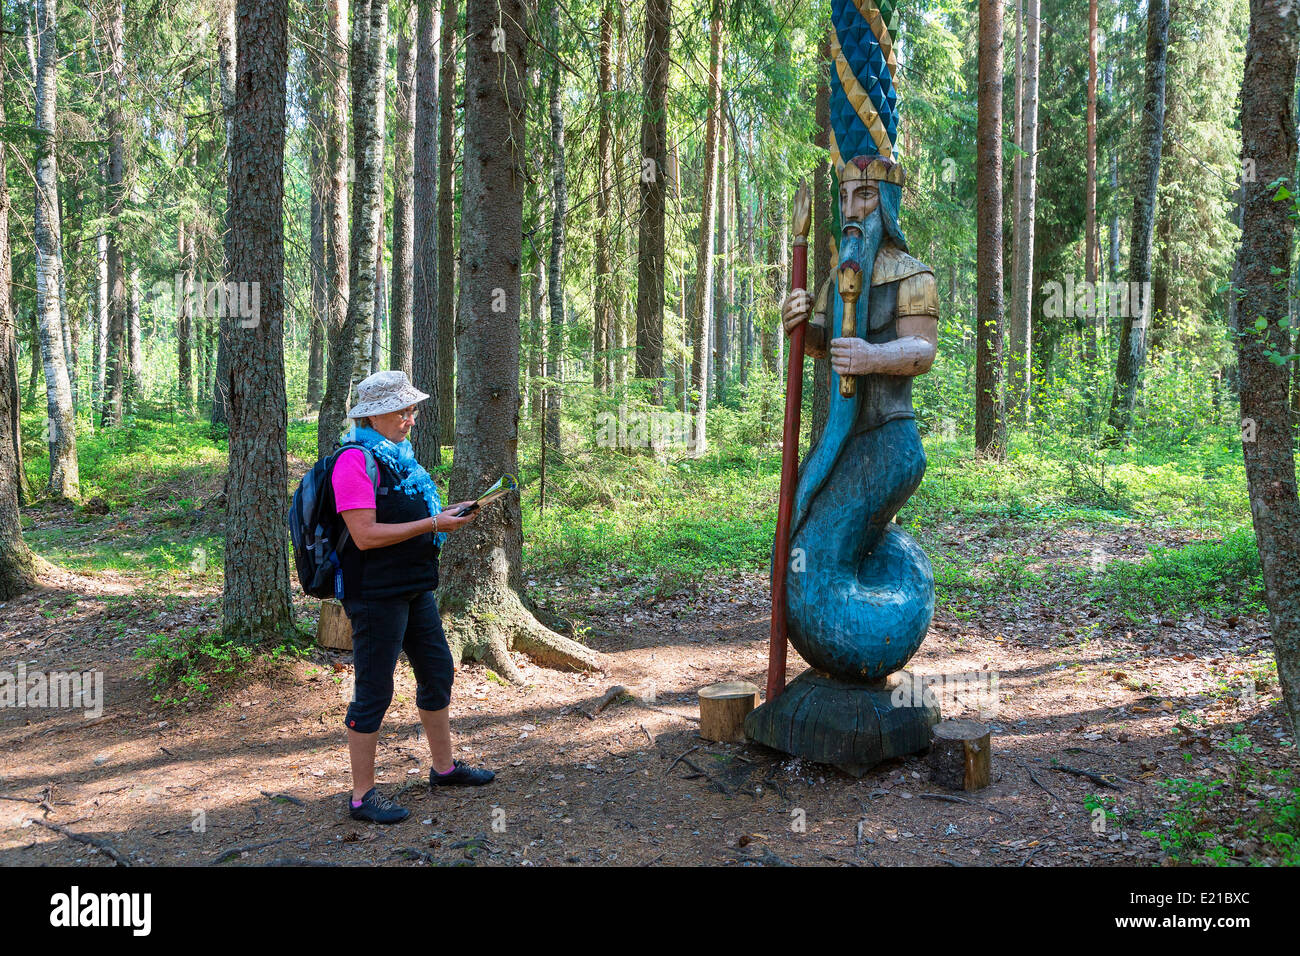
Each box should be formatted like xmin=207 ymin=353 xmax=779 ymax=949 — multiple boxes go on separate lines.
xmin=337 ymin=455 xmax=439 ymax=600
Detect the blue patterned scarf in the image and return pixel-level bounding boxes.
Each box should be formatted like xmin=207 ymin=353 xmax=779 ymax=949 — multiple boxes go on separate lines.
xmin=343 ymin=425 xmax=447 ymax=548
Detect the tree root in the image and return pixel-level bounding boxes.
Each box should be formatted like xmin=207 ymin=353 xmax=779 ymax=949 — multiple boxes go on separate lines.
xmin=481 ymin=632 xmax=525 ymax=684
xmin=512 ymin=619 xmax=603 ymax=673
xmin=442 ymin=585 xmax=605 ymax=681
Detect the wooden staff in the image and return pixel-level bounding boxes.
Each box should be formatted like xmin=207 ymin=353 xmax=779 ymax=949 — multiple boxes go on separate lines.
xmin=838 ymin=261 xmax=864 ymax=397
xmin=767 ymin=182 xmax=811 ymax=703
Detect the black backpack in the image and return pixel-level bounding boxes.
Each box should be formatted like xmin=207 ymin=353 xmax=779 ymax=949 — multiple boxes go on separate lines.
xmin=288 ymin=442 xmax=379 ymax=599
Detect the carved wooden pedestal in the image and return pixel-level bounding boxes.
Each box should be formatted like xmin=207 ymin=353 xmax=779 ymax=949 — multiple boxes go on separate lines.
xmin=744 ymin=669 xmax=940 ymax=777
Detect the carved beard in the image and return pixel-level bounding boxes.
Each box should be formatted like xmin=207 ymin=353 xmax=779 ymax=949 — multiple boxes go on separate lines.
xmin=837 ymin=207 xmax=884 ymax=294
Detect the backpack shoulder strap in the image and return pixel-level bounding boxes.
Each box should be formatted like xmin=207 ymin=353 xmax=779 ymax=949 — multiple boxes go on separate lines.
xmin=331 ymin=441 xmax=381 ymax=493
xmin=326 ymin=442 xmax=381 ymax=558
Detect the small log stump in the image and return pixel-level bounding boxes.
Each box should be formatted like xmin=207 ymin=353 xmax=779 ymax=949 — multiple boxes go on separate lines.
xmin=699 ymin=681 xmax=760 ymax=743
xmin=317 ymin=599 xmax=353 ymax=651
xmin=928 ymin=718 xmax=991 ymax=791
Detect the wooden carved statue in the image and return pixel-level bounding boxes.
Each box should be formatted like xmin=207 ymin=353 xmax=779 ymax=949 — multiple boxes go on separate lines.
xmin=746 ymin=0 xmax=941 ymax=774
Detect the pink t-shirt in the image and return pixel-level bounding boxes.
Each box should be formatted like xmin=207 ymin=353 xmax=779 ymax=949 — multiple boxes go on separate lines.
xmin=332 ymin=448 xmax=377 ymax=512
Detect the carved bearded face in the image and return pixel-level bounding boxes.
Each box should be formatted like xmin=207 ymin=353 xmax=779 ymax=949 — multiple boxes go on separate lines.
xmin=839 ymin=177 xmax=880 ymax=226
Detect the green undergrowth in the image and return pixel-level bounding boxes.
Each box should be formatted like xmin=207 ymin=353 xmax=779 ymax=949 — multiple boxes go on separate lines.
xmin=134 ymin=625 xmax=313 ymax=707
xmin=1140 ymin=736 xmax=1300 ymax=866
xmin=19 ymin=406 xmax=1261 ymax=620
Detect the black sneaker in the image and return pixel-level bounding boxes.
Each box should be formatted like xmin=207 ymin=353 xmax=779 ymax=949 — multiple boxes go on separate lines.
xmin=348 ymin=788 xmax=410 ymax=824
xmin=429 ymin=760 xmax=495 ymax=788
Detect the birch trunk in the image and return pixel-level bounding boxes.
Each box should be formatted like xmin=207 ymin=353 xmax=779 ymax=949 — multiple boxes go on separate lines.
xmin=33 ymin=0 xmax=77 ymax=498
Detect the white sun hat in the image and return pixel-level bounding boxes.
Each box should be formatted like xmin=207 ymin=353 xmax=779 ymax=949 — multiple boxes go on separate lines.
xmin=346 ymin=369 xmax=431 ymax=419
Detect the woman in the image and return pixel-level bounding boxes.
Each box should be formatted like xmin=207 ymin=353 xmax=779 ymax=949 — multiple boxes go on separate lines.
xmin=333 ymin=369 xmax=494 ymax=824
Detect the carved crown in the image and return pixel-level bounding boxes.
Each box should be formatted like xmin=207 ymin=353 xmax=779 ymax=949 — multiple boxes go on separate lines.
xmin=839 ymin=154 xmax=905 ymax=187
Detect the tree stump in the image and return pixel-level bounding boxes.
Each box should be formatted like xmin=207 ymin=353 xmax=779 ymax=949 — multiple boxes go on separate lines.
xmin=699 ymin=681 xmax=760 ymax=743
xmin=928 ymin=718 xmax=991 ymax=791
xmin=317 ymin=599 xmax=353 ymax=651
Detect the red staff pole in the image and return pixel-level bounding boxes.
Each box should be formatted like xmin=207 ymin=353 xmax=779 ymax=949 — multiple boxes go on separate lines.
xmin=768 ymin=182 xmax=811 ymax=702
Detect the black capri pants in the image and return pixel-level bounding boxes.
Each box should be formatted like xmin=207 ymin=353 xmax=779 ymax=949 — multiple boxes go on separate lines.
xmin=343 ymin=590 xmax=454 ymax=733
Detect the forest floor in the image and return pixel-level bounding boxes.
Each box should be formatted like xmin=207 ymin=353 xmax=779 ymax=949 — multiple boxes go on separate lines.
xmin=2 ymin=501 xmax=1295 ymax=867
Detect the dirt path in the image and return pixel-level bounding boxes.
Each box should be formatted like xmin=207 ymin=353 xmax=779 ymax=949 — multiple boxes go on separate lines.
xmin=0 ymin=552 xmax=1290 ymax=867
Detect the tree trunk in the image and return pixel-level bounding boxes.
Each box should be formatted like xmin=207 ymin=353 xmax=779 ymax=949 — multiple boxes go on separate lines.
xmin=391 ymin=13 xmax=416 ymax=378
xmin=592 ymin=0 xmax=611 ymax=395
xmin=1083 ymin=0 xmax=1099 ymax=363
xmin=211 ymin=0 xmax=237 ymax=427
xmin=436 ymin=0 xmax=457 ymax=446
xmin=128 ymin=255 xmax=141 ymax=402
xmin=633 ymin=0 xmax=666 ymax=399
xmin=712 ymin=100 xmax=728 ymax=405
xmin=1007 ymin=0 xmax=1038 ymax=421
xmin=176 ymin=114 xmax=194 ymax=415
xmin=0 ymin=4 xmax=36 ymax=598
xmin=1234 ymin=0 xmax=1300 ymax=739
xmin=372 ymin=210 xmax=387 ymax=375
xmin=411 ymin=0 xmax=443 ymax=466
xmin=33 ymin=0 xmax=77 ymax=499
xmin=741 ymin=123 xmax=754 ymax=385
xmin=1106 ymin=0 xmax=1169 ymax=444
xmin=25 ymin=308 xmax=40 ymax=412
xmin=222 ymin=0 xmax=294 ymax=645
xmin=544 ymin=1 xmax=566 ymax=461
xmin=675 ymin=140 xmax=688 ymax=410
xmin=974 ymin=0 xmax=1006 ymax=458
xmin=55 ymin=201 xmax=74 ymax=414
xmin=438 ymin=0 xmax=603 ymax=680
xmin=1012 ymin=0 xmax=1022 ymax=283
xmin=95 ymin=232 xmax=107 ymax=411
xmin=763 ymin=190 xmax=783 ymax=378
xmin=101 ymin=0 xmax=127 ymax=427
xmin=691 ymin=1 xmax=724 ymax=455
xmin=316 ymin=0 xmax=354 ymax=452
xmin=306 ymin=0 xmax=327 ymax=411
xmin=347 ymin=0 xmax=387 ymax=389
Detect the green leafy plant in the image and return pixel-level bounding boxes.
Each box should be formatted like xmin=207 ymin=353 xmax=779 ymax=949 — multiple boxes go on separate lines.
xmin=134 ymin=626 xmax=309 ymax=706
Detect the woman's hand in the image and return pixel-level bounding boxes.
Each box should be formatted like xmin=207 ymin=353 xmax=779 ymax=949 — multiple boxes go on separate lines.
xmin=435 ymin=502 xmax=479 ymax=534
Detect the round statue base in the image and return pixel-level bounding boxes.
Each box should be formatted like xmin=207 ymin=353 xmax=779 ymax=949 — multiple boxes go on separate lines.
xmin=744 ymin=669 xmax=940 ymax=777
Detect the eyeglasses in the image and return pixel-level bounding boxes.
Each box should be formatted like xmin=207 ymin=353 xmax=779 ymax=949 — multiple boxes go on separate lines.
xmin=397 ymin=407 xmax=419 ymax=422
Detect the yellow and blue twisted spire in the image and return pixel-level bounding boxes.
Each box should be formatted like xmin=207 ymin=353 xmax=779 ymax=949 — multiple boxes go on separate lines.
xmin=829 ymin=0 xmax=900 ymax=172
